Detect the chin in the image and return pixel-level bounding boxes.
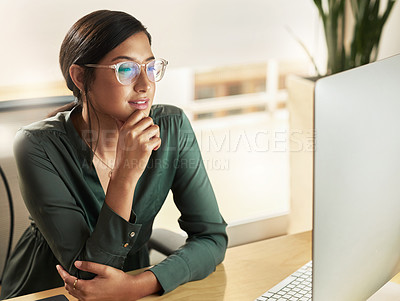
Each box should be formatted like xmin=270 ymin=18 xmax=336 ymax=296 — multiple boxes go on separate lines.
xmin=115 ymin=108 xmax=151 ymax=123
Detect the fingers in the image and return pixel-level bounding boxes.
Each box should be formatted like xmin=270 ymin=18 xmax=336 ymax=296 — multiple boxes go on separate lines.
xmin=121 ymin=110 xmax=148 ymax=129
xmin=75 ymin=260 xmax=109 ymax=276
xmin=146 ymin=124 xmax=161 ymax=151
xmin=56 ymin=265 xmax=81 ymax=298
xmin=56 ymin=265 xmax=76 ymax=287
xmin=120 ymin=112 xmax=159 ymax=141
xmin=143 ymin=124 xmax=160 ymax=140
xmin=150 ymin=137 xmax=162 ymax=151
xmin=113 ymin=109 xmax=147 ymax=131
xmin=56 ymin=264 xmax=69 ymax=281
xmin=137 ymin=126 xmax=160 ymax=153
xmin=153 ymin=142 xmax=161 ymax=151
xmin=65 ymin=278 xmax=83 ymax=300
xmin=128 ymin=116 xmax=155 ymax=134
xmin=119 ymin=117 xmax=160 ymax=151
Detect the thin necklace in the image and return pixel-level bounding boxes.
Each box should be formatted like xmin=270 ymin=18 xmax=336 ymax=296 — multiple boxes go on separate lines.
xmin=92 ymin=151 xmax=114 ymax=178
xmin=82 ymin=138 xmax=114 ymax=178
xmin=76 ymin=114 xmax=114 ymax=178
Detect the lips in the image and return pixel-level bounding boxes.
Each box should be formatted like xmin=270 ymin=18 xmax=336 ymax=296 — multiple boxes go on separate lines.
xmin=128 ymin=98 xmax=149 ymax=110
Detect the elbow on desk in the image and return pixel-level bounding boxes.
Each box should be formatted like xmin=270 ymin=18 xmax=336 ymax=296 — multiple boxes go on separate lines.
xmin=197 ymin=227 xmax=228 ymax=267
xmin=189 ymin=232 xmax=228 ymax=280
xmin=215 ymin=232 xmax=228 ymax=265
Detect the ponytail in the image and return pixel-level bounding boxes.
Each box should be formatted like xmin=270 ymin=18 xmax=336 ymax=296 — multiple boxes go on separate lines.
xmin=47 ymin=101 xmax=78 ymax=118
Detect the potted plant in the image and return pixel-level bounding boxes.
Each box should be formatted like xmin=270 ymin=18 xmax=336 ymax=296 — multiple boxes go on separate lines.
xmin=313 ymin=0 xmax=397 ymax=76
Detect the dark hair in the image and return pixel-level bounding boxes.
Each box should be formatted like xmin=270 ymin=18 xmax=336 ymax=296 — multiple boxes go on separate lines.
xmin=50 ymin=10 xmax=152 ymax=115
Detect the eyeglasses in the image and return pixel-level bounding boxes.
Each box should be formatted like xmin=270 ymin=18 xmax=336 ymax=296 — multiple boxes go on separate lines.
xmin=84 ymin=58 xmax=168 ymax=85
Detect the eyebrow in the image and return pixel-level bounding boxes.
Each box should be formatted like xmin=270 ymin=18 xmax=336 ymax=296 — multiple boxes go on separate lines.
xmin=111 ymin=55 xmax=155 ymax=62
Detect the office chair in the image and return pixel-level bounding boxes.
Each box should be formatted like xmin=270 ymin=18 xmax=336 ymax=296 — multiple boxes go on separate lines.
xmin=0 ymin=165 xmax=14 ymax=285
xmin=148 ymin=212 xmax=289 ymax=263
xmin=148 ymin=229 xmax=187 ymax=257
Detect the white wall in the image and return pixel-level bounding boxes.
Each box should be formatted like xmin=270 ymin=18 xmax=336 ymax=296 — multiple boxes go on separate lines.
xmin=0 ymin=0 xmax=322 ymax=87
xmin=1 ymin=0 xmax=398 ymax=88
xmin=1 ymin=0 xmax=399 ymax=88
xmin=379 ymin=0 xmax=400 ymax=60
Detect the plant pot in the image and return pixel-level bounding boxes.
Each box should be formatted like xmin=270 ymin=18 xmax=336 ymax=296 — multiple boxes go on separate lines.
xmin=286 ymin=75 xmax=316 ymax=234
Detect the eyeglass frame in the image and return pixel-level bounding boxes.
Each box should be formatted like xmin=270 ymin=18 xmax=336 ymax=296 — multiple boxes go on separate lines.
xmin=84 ymin=58 xmax=168 ymax=85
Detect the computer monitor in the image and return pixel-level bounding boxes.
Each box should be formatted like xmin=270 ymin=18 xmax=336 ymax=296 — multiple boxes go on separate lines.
xmin=313 ymin=54 xmax=400 ymax=300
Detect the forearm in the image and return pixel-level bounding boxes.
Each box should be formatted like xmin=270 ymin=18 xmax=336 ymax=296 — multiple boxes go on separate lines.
xmin=70 ymin=168 xmax=143 ymax=277
xmin=76 ymin=203 xmax=141 ymax=279
xmin=126 ymin=271 xmax=162 ymax=300
xmin=149 ymin=231 xmax=227 ymax=293
xmin=58 ymin=262 xmax=161 ymax=301
xmin=106 ymin=111 xmax=160 ymax=222
xmin=105 ymin=167 xmax=140 ymax=221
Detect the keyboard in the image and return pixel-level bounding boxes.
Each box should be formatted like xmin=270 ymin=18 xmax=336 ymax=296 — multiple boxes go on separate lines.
xmin=255 ymin=261 xmax=312 ymax=301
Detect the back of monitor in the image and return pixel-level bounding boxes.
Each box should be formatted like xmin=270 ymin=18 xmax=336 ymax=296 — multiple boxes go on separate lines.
xmin=313 ymin=54 xmax=400 ymax=301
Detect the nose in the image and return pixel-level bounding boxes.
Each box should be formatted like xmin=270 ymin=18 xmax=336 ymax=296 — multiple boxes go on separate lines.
xmin=134 ymin=65 xmax=152 ymax=93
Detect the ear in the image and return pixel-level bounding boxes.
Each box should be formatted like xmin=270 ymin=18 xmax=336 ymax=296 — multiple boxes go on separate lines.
xmin=69 ymin=64 xmax=85 ymax=92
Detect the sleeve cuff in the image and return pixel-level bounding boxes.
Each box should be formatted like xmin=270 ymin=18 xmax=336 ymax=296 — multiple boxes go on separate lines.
xmin=86 ymin=203 xmax=142 ymax=264
xmin=148 ymin=255 xmax=191 ymax=294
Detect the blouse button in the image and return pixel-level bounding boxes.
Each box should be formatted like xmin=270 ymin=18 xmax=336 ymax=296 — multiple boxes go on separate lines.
xmin=130 ymin=231 xmax=136 ymax=238
xmin=124 ymin=243 xmax=129 ymax=248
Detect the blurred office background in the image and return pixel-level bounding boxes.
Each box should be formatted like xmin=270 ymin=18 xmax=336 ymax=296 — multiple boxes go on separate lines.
xmin=0 ymin=0 xmax=399 ymax=261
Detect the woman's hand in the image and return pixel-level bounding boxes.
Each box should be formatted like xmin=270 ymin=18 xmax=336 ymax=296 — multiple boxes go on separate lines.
xmin=56 ymin=261 xmax=132 ymax=301
xmin=56 ymin=261 xmax=161 ymax=301
xmin=114 ymin=110 xmax=161 ymax=181
xmin=105 ymin=110 xmax=161 ymax=220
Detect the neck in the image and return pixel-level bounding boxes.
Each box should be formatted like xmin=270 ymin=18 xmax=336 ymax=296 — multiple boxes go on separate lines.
xmin=74 ymin=103 xmax=119 ymax=157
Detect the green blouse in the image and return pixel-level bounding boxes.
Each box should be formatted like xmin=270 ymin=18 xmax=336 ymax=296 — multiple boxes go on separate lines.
xmin=0 ymin=104 xmax=227 ymax=299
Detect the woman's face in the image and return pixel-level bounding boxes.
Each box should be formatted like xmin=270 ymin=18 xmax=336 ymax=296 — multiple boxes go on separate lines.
xmin=87 ymin=32 xmax=156 ymax=122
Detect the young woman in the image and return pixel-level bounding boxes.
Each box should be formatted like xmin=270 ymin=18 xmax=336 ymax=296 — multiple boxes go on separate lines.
xmin=0 ymin=10 xmax=227 ymax=300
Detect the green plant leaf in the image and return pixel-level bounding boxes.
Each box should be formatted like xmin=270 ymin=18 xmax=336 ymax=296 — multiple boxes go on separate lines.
xmin=313 ymin=0 xmax=398 ymax=74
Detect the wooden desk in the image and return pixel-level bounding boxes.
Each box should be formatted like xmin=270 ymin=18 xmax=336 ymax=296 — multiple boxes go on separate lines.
xmin=6 ymin=231 xmax=313 ymax=300
xmin=7 ymin=229 xmax=400 ymax=300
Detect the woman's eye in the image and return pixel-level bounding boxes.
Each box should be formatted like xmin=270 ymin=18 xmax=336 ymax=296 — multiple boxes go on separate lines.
xmin=119 ymin=67 xmax=133 ymax=73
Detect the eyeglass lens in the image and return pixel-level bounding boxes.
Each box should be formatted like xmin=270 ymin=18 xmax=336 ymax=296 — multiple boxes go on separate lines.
xmin=117 ymin=59 xmax=166 ymax=85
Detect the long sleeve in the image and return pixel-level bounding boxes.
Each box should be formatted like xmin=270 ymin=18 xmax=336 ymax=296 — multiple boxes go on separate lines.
xmin=13 ymin=128 xmax=140 ymax=279
xmin=5 ymin=106 xmax=226 ymax=298
xmin=149 ymin=110 xmax=228 ymax=293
